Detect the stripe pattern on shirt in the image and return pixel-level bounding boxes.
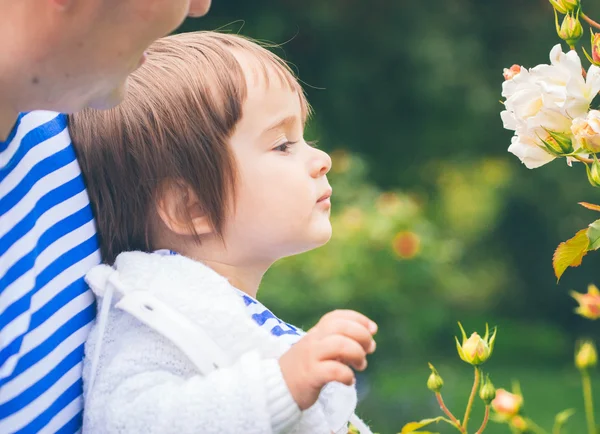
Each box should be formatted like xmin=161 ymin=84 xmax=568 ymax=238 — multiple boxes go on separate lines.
xmin=0 ymin=112 xmax=100 ymax=433
xmin=238 ymin=293 xmax=303 ymax=346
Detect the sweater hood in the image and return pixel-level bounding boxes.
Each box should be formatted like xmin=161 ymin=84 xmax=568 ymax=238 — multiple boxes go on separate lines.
xmin=86 ymin=251 xmax=289 ymax=361
xmin=85 ymin=251 xmax=361 ymax=433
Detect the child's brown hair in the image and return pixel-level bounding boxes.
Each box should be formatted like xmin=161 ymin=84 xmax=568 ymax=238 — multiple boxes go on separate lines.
xmin=69 ymin=31 xmax=309 ymax=264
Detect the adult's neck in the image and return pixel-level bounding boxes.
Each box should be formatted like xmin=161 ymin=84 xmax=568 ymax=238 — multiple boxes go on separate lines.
xmin=0 ymin=2 xmax=28 ymax=142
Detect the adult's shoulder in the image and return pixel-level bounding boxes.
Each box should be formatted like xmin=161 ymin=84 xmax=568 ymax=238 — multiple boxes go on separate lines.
xmin=15 ymin=111 xmax=67 ymax=130
xmin=0 ymin=111 xmax=71 ymax=171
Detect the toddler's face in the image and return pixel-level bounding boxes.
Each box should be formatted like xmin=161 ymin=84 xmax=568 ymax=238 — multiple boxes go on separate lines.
xmin=222 ymin=58 xmax=332 ymax=263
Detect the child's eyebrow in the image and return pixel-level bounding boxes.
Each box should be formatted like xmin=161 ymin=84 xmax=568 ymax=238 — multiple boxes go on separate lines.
xmin=262 ymin=115 xmax=298 ymax=135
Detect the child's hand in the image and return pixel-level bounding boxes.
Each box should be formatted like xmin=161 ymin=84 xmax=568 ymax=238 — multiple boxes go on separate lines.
xmin=278 ymin=310 xmax=377 ymax=410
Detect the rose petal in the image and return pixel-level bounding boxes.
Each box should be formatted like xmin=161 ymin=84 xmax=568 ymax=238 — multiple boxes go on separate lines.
xmin=508 ymin=134 xmax=556 ymax=169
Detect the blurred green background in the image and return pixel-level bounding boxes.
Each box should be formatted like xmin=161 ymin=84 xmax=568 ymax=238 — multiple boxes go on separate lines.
xmin=180 ymin=1 xmax=600 ymax=432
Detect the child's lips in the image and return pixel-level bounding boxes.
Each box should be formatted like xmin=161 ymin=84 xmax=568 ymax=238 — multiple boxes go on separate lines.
xmin=317 ymin=189 xmax=332 ymax=203
xmin=316 ymin=189 xmax=332 ymax=208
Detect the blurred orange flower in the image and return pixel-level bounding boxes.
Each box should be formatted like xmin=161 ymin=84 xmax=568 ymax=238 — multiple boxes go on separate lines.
xmin=491 ymin=388 xmax=523 ymax=417
xmin=392 ymin=231 xmax=420 ymax=259
xmin=570 ymin=284 xmax=600 ymax=320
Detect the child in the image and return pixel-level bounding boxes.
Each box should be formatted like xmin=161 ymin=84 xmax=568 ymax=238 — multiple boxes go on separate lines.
xmin=69 ymin=31 xmax=376 ymax=434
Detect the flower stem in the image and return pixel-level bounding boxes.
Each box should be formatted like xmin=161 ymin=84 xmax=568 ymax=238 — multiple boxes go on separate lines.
xmin=574 ymin=154 xmax=595 ymax=164
xmin=474 ymin=405 xmax=490 ymax=434
xmin=462 ymin=366 xmax=481 ymax=431
xmin=552 ymin=417 xmax=568 ymax=434
xmin=582 ymin=12 xmax=600 ymax=31
xmin=582 ymin=370 xmax=596 ymax=434
xmin=435 ymin=392 xmax=465 ymax=433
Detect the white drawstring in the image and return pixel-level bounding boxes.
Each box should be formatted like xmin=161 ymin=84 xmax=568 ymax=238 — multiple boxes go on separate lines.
xmin=115 ymin=290 xmax=232 ymax=374
xmin=84 ymin=268 xmax=232 ymax=409
xmin=85 ymin=271 xmax=125 ymax=409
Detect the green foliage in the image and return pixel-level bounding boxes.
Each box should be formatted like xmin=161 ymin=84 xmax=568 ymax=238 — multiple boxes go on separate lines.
xmin=587 ymin=220 xmax=600 ymax=250
xmin=259 ymin=152 xmax=511 ymax=358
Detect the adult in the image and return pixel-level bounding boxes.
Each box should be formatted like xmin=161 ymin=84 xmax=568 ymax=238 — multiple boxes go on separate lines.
xmin=0 ymin=1 xmax=212 ymax=432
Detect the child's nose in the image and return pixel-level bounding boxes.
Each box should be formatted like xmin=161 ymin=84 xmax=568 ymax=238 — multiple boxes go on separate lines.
xmin=310 ymin=148 xmax=332 ymax=178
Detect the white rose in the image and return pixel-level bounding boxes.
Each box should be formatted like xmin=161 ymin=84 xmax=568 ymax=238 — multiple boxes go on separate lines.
xmin=533 ymin=45 xmax=600 ymax=120
xmin=507 ymin=133 xmax=555 ymax=169
xmin=572 ymin=110 xmax=600 ymax=152
xmin=501 ymin=45 xmax=600 ymax=168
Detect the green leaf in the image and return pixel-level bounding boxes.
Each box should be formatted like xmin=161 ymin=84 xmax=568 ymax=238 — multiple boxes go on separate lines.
xmin=398 ymin=432 xmax=437 ymax=434
xmin=553 ymin=408 xmax=576 ymax=434
xmin=399 ymin=417 xmax=445 ymax=433
xmin=588 ymin=219 xmax=600 ymax=250
xmin=553 ymin=229 xmax=589 ymax=281
xmin=583 ymin=46 xmax=595 ymax=65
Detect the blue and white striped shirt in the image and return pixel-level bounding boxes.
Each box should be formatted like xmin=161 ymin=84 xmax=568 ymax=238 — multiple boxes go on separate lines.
xmin=0 ymin=112 xmax=100 ymax=433
xmin=237 ymin=292 xmax=303 ymax=345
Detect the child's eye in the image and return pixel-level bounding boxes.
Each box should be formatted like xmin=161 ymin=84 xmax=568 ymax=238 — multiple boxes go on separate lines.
xmin=273 ymin=141 xmax=298 ymax=153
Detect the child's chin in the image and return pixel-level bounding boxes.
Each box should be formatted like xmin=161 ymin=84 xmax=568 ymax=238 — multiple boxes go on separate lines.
xmin=311 ymin=226 xmax=333 ymax=247
xmin=288 ymin=229 xmax=332 ymax=256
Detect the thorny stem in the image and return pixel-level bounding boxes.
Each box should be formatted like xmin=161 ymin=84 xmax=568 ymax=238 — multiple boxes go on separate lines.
xmin=582 ymin=12 xmax=600 ymax=31
xmin=574 ymin=154 xmax=595 ymax=164
xmin=462 ymin=366 xmax=481 ymax=431
xmin=435 ymin=392 xmax=465 ymax=433
xmin=474 ymin=405 xmax=490 ymax=434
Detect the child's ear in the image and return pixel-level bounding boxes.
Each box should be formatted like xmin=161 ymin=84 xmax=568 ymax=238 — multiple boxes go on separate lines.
xmin=155 ymin=180 xmax=213 ymax=237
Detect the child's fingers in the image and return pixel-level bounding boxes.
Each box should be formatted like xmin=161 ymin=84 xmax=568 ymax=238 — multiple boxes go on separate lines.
xmin=318 ymin=335 xmax=368 ymax=370
xmin=319 ymin=309 xmax=378 ymax=335
xmin=316 ymin=360 xmax=355 ymax=387
xmin=316 ymin=319 xmax=375 ymax=354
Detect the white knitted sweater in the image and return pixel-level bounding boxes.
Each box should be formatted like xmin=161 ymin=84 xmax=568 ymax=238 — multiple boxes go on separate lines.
xmin=82 ymin=251 xmax=371 ymax=434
